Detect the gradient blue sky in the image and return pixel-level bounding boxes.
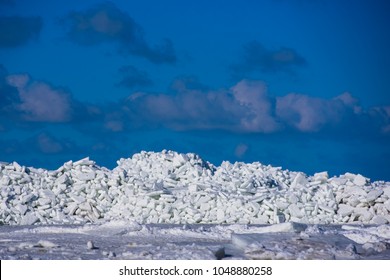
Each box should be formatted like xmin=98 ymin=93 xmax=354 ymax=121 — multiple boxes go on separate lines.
xmin=1 ymin=0 xmax=389 ymax=180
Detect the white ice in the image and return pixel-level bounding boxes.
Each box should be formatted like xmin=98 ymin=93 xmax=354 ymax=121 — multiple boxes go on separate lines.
xmin=1 ymin=150 xmax=390 ymax=259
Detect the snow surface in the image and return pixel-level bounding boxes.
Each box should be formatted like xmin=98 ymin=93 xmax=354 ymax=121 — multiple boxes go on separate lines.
xmin=1 ymin=222 xmax=390 ymax=260
xmin=1 ymin=150 xmax=390 ymax=259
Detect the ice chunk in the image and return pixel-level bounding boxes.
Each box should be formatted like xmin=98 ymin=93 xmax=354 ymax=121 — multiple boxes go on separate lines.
xmin=313 ymin=171 xmax=328 ymax=183
xmin=353 ymin=174 xmax=367 ymax=186
xmin=38 ymin=198 xmax=51 ymax=206
xmin=275 ymin=201 xmax=289 ymax=210
xmin=345 ymin=186 xmax=367 ymax=197
xmin=383 ymin=187 xmax=390 ymax=198
xmin=21 ymin=193 xmax=35 ymax=204
xmin=73 ymin=157 xmax=95 ymax=166
xmin=288 ymin=194 xmax=299 ymax=204
xmin=344 ymin=172 xmax=357 ymax=180
xmin=291 ymin=173 xmax=307 ymax=188
xmin=217 ymin=209 xmax=225 ymax=221
xmin=232 ymin=222 xmax=307 ymax=249
xmin=384 ymin=200 xmax=390 ymax=212
xmin=37 ymin=240 xmax=58 ymax=248
xmin=40 ymin=189 xmax=56 ymax=201
xmin=338 ymin=204 xmax=354 ymax=217
xmin=371 ymin=215 xmax=388 ymax=225
xmin=354 ymin=208 xmax=374 ymax=222
xmin=15 ymin=204 xmax=28 ymax=215
xmin=254 ymin=222 xmax=306 ymax=234
xmin=87 ymin=240 xmax=97 ymax=249
xmin=366 ymin=189 xmax=383 ymax=202
xmin=342 ymin=232 xmax=381 ymax=244
xmin=76 ymin=171 xmax=96 ymax=181
xmin=78 ymin=202 xmax=92 ymax=212
xmin=288 ymin=204 xmax=304 ymax=218
xmin=173 ymin=154 xmax=188 ymax=167
xmin=362 ymin=242 xmax=387 ymax=253
xmin=188 ymin=184 xmax=198 ymax=193
xmin=20 ymin=213 xmax=39 ymax=225
xmin=55 ymin=174 xmax=69 ymax=185
xmin=70 ymin=195 xmax=86 ymax=204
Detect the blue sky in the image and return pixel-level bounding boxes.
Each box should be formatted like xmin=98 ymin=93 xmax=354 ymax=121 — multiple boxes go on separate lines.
xmin=0 ymin=0 xmax=389 ymax=180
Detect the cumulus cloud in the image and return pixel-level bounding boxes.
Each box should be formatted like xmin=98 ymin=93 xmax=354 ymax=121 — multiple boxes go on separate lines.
xmin=117 ymin=79 xmax=279 ymax=132
xmin=276 ymin=93 xmax=342 ymax=132
xmin=0 ymin=16 xmax=42 ymax=48
xmin=6 ymin=74 xmax=73 ymax=122
xmin=0 ymin=66 xmax=94 ymax=127
xmin=231 ymin=41 xmax=306 ymax=76
xmin=275 ymin=92 xmax=370 ymax=132
xmin=1 ymin=64 xmax=389 ymax=142
xmin=117 ymin=65 xmax=153 ymax=89
xmin=122 ymin=79 xmax=242 ymax=131
xmin=113 ymin=79 xmax=390 ymax=136
xmin=63 ymin=2 xmax=176 ymax=64
xmin=231 ymin=80 xmax=280 ymax=132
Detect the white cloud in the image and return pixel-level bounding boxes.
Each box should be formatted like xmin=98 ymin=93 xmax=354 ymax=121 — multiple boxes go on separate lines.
xmin=275 ymin=93 xmax=352 ymax=132
xmin=6 ymin=74 xmax=29 ymax=88
xmin=6 ymin=74 xmax=73 ymax=122
xmin=231 ymin=80 xmax=280 ymax=133
xmin=119 ymin=79 xmax=390 ymax=135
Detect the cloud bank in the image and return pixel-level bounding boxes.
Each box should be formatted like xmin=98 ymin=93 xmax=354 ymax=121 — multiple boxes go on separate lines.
xmin=62 ymin=2 xmax=176 ymax=64
xmin=116 ymin=79 xmax=388 ymax=136
xmin=1 ymin=66 xmax=389 ymax=139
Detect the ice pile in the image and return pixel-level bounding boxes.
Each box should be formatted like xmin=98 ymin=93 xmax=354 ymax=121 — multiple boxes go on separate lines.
xmin=1 ymin=150 xmax=390 ymax=226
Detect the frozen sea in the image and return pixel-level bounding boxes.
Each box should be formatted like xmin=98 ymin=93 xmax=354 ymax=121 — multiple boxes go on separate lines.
xmin=1 ymin=221 xmax=390 ymax=260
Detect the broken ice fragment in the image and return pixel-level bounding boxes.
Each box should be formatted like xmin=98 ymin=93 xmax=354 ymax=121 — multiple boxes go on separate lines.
xmin=338 ymin=204 xmax=354 ymax=217
xmin=87 ymin=240 xmax=97 ymax=249
xmin=20 ymin=213 xmax=39 ymax=225
xmin=366 ymin=189 xmax=383 ymax=202
xmin=353 ymin=174 xmax=367 ymax=186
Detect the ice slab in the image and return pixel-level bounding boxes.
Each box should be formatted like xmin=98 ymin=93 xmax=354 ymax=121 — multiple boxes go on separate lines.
xmin=231 ymin=222 xmax=307 ymax=248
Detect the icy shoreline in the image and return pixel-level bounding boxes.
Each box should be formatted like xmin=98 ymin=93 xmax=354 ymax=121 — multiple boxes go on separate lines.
xmin=1 ymin=150 xmax=390 ymax=226
xmin=1 ymin=222 xmax=390 ymax=259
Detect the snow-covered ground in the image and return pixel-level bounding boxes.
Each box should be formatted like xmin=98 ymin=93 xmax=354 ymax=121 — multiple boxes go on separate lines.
xmin=1 ymin=221 xmax=390 ymax=260
xmin=1 ymin=150 xmax=390 ymax=259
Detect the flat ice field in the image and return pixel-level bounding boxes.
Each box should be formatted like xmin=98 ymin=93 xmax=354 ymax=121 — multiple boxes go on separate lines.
xmin=1 ymin=150 xmax=390 ymax=259
xmin=1 ymin=222 xmax=390 ymax=260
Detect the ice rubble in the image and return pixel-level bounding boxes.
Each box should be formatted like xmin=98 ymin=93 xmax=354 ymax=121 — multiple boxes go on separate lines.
xmin=0 ymin=150 xmax=390 ymax=226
